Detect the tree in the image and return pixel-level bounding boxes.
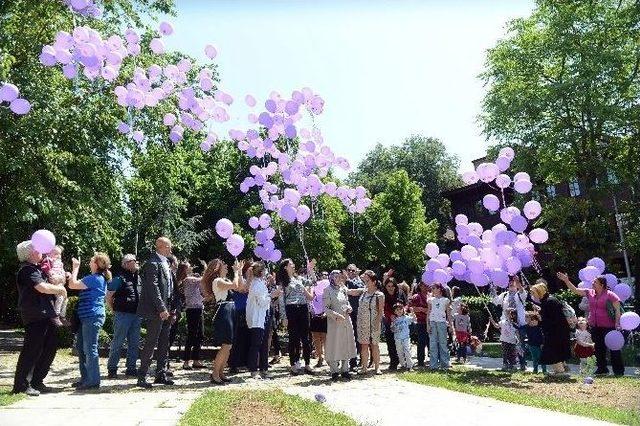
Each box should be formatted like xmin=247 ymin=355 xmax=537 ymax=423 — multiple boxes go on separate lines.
xmin=481 ymin=0 xmax=640 ymax=287
xmin=342 ymin=170 xmax=438 ymax=281
xmin=350 ymin=135 xmax=461 ymax=231
xmin=0 ymin=0 xmax=182 ymax=322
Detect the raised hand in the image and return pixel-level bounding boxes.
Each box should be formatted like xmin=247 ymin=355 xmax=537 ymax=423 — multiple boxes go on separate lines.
xmin=71 ymin=257 xmax=81 ymax=270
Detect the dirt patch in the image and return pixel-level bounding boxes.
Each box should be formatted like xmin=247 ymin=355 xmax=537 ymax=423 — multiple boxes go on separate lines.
xmin=228 ymin=398 xmax=299 ymax=426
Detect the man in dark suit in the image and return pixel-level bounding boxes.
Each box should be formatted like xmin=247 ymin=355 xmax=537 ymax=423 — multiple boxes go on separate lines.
xmin=137 ymin=237 xmax=175 ymax=388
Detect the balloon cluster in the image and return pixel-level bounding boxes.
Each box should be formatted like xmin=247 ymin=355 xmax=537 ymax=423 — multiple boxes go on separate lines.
xmin=0 ymin=83 xmax=31 ymax=115
xmin=215 ymin=219 xmax=245 ymax=257
xmin=63 ymin=0 xmax=102 ymax=18
xmin=576 ymin=257 xmax=633 ymax=302
xmin=248 ymin=214 xmax=282 ymax=262
xmin=33 ymin=9 xmax=370 ymax=262
xmin=422 ymin=148 xmax=548 ymax=288
xmin=40 ymin=26 xmax=138 ymax=81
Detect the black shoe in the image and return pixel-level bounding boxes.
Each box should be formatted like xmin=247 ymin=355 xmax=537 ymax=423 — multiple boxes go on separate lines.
xmin=137 ymin=379 xmax=152 ymax=389
xmin=388 ymin=365 xmax=398 ymax=371
xmin=331 ymin=373 xmax=340 ymax=382
xmin=71 ymin=381 xmax=82 ymax=388
xmin=31 ymin=383 xmax=55 ymax=394
xmin=340 ymin=372 xmax=352 ymax=380
xmin=107 ymin=370 xmax=117 ymax=379
xmin=125 ymin=369 xmax=138 ymax=377
xmin=13 ymin=386 xmax=40 ymax=396
xmin=76 ymin=383 xmax=99 ymax=391
xmin=165 ymin=370 xmax=174 ymax=377
xmin=220 ymin=376 xmax=232 ymax=383
xmin=228 ymin=367 xmax=238 ymax=374
xmin=154 ymin=376 xmax=175 ymax=385
xmin=594 ymin=369 xmax=609 ymax=376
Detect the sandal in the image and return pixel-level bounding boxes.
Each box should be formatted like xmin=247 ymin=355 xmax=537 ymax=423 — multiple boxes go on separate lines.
xmin=209 ymin=374 xmax=224 ymax=385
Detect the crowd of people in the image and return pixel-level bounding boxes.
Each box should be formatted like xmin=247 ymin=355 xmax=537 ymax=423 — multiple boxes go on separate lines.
xmin=11 ymin=236 xmax=627 ymax=396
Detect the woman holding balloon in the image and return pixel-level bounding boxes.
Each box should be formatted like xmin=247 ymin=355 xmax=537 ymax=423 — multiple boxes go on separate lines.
xmin=201 ymin=259 xmax=243 ymax=384
xmin=557 ymin=272 xmax=624 ymax=376
xmin=277 ymin=258 xmax=315 ymax=375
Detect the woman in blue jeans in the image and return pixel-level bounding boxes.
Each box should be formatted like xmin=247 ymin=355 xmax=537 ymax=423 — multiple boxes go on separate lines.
xmin=69 ymin=253 xmax=111 ymax=390
xmin=426 ymin=283 xmax=453 ymax=370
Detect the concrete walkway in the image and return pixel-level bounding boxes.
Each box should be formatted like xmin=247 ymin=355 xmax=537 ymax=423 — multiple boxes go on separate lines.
xmin=1 ymin=340 xmax=634 ymax=425
xmin=283 ymin=376 xmax=614 ymax=426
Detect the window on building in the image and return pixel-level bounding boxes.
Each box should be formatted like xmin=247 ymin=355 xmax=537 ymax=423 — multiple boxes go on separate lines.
xmin=569 ymin=179 xmax=581 ymax=197
xmin=546 ymin=185 xmax=556 ymax=198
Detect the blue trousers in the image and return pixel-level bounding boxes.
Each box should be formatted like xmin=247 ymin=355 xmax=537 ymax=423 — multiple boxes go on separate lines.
xmin=429 ymin=321 xmax=450 ymax=369
xmin=77 ymin=315 xmax=105 ymax=387
xmin=107 ymin=311 xmax=141 ymax=373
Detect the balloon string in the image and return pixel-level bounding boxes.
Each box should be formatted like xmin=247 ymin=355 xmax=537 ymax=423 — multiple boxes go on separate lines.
xmin=373 ymin=232 xmax=387 ymax=248
xmin=298 ymin=224 xmax=309 ymax=264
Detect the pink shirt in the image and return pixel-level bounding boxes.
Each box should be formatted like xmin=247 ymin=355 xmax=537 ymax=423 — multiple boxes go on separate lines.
xmin=586 ymin=289 xmax=619 ymax=328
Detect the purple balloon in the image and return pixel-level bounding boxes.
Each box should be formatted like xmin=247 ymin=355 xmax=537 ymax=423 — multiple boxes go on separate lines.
xmin=0 ymin=83 xmax=20 ymax=102
xmin=215 ymin=218 xmax=234 ymax=239
xmin=613 ymin=283 xmax=632 ymax=302
xmin=226 ymin=234 xmax=244 ymax=257
xmin=514 ymin=179 xmax=532 ymax=194
xmin=495 ymin=156 xmax=511 ymax=172
xmin=482 ymin=194 xmax=500 ymax=212
xmin=258 ymin=112 xmax=273 ymax=128
xmin=296 ymin=205 xmax=311 ymax=223
xmin=248 ymin=216 xmax=259 ymax=229
xmin=259 ymin=213 xmax=271 ymax=229
xmin=426 ymin=259 xmax=442 ymax=272
xmin=9 ymin=98 xmax=31 ymax=115
xmin=270 ymin=249 xmax=282 ymax=263
xmin=510 ymin=215 xmax=528 ymax=233
xmin=604 ymin=330 xmax=624 ymax=351
xmin=604 ymin=273 xmax=618 ymax=288
xmin=523 ymin=200 xmax=542 ymax=220
xmin=620 ymin=312 xmax=640 ymax=331
xmin=529 ymin=228 xmax=548 ymax=244
xmin=505 ymin=256 xmax=522 ymax=274
xmin=265 ymin=99 xmax=277 ymax=113
xmin=31 ymin=229 xmax=56 ymax=253
xmin=450 ymin=250 xmax=462 ymax=262
xmin=587 ymin=257 xmax=606 ymax=274
xmin=582 ymin=266 xmax=600 ymax=283
xmin=467 ymin=258 xmax=484 ymax=275
xmin=433 ymin=269 xmax=449 ymax=284
xmin=421 ymin=270 xmax=434 ymax=285
xmin=452 ymin=260 xmax=466 ymax=275
xmin=490 ymin=268 xmax=510 ymax=287
xmin=279 ymin=204 xmax=297 ymax=224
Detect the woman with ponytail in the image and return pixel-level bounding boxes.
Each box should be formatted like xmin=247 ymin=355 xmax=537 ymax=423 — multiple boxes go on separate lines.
xmin=68 ymin=253 xmax=112 ymax=390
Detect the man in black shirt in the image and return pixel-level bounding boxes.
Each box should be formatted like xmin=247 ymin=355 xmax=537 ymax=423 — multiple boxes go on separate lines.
xmin=345 ymin=263 xmax=364 ymax=370
xmin=106 ymin=254 xmax=141 ymax=378
xmin=13 ymin=240 xmax=66 ymax=396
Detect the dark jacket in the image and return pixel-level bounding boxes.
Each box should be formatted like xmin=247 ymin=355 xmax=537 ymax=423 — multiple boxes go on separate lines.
xmin=112 ymin=270 xmax=140 ymax=314
xmin=137 ymin=253 xmax=172 ymax=319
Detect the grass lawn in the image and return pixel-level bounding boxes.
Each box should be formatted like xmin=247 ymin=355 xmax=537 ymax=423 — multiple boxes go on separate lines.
xmin=0 ymin=386 xmax=24 ymax=407
xmin=480 ymin=342 xmax=640 ymax=367
xmin=179 ymin=389 xmax=356 ymax=426
xmin=400 ymin=367 xmax=640 ymax=425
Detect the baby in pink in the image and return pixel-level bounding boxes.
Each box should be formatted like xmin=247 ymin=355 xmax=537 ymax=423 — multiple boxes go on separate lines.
xmin=43 ymin=246 xmax=68 ymax=320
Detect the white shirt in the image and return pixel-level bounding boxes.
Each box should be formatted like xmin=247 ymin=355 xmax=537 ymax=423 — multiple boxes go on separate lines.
xmin=575 ymin=329 xmax=593 ymax=347
xmin=212 ymin=278 xmax=230 ymax=302
xmin=246 ymin=278 xmax=271 ymax=329
xmin=156 ymin=252 xmax=173 ymax=296
xmin=428 ymin=296 xmax=450 ymax=322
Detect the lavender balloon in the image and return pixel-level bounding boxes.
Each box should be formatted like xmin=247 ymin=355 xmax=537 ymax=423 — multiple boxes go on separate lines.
xmin=215 ymin=218 xmax=234 ymax=239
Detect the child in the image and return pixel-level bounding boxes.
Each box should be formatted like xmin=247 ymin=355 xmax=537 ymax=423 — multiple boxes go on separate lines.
xmin=524 ymin=312 xmax=546 ymax=374
xmin=490 ymin=308 xmax=520 ymax=372
xmin=426 ymin=283 xmax=453 ymax=370
xmin=454 ymin=303 xmax=472 ymax=363
xmin=574 ymin=317 xmax=595 ymax=374
xmin=391 ymin=302 xmax=415 ymax=370
xmin=41 ymin=245 xmax=68 ymax=326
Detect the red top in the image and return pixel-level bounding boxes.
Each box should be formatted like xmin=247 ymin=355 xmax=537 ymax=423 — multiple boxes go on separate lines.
xmin=408 ymin=292 xmax=429 ymax=324
xmin=383 ymin=290 xmax=407 ymax=321
xmin=586 ymin=289 xmax=620 ymax=328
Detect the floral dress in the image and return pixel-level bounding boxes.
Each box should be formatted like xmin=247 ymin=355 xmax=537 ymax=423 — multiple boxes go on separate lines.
xmin=356 ymin=290 xmax=384 ymax=345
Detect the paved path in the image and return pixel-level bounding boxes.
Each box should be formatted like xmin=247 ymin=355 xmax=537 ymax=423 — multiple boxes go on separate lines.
xmin=1 ymin=340 xmax=634 ymax=425
xmin=283 ymin=376 xmax=614 ymax=426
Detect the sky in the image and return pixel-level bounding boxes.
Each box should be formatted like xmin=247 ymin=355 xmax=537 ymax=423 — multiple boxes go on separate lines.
xmin=163 ymin=0 xmax=534 ymax=174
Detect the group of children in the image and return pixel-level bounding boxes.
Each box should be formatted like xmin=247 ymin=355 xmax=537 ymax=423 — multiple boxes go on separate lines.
xmin=389 ymin=293 xmax=476 ymax=371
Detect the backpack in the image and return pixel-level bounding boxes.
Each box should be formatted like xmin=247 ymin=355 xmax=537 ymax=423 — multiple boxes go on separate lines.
xmin=561 ymin=301 xmax=577 ymax=328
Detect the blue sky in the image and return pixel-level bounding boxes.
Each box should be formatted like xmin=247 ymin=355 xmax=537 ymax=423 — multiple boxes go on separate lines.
xmin=163 ymin=0 xmax=534 ymax=173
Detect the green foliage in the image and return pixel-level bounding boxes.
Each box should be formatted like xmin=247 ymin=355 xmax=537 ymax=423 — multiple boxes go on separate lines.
xmin=350 ymin=135 xmax=461 ymax=230
xmin=342 ymin=170 xmax=438 ymax=280
xmin=481 ymin=0 xmax=640 ymax=291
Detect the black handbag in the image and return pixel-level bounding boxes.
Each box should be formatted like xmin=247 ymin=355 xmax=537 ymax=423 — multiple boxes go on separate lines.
xmin=69 ymin=305 xmax=81 ymax=333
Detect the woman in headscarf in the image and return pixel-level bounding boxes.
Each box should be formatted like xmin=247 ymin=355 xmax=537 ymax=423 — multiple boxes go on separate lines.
xmin=529 ymin=280 xmax=571 ymax=376
xmin=323 ymin=270 xmax=364 ymax=381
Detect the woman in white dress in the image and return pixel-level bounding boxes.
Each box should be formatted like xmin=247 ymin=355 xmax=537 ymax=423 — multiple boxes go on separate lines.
xmin=323 ymin=270 xmax=364 ymax=381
